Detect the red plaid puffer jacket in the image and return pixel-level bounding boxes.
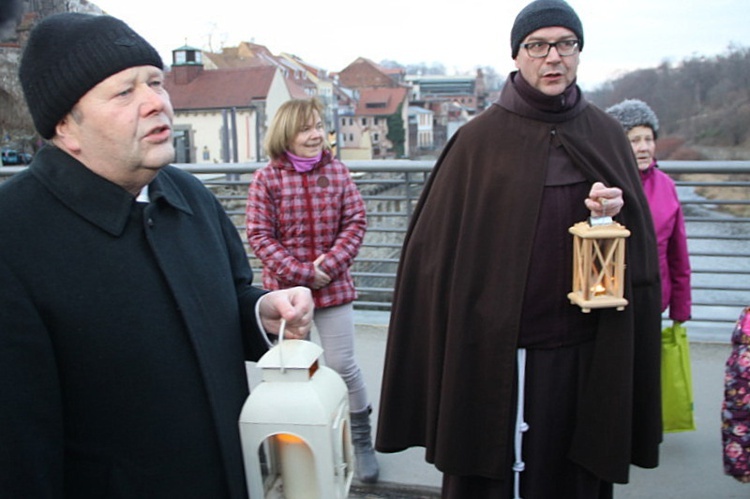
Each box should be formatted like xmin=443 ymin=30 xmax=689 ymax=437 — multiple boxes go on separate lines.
xmin=246 ymin=150 xmax=366 ymax=308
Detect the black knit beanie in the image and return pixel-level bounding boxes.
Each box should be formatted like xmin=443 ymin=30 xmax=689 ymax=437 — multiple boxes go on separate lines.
xmin=511 ymin=0 xmax=584 ymax=58
xmin=19 ymin=13 xmax=163 ymax=139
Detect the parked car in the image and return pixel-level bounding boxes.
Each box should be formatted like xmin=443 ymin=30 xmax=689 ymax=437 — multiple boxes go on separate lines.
xmin=1 ymin=148 xmax=32 ymax=165
xmin=1 ymin=148 xmax=20 ymax=165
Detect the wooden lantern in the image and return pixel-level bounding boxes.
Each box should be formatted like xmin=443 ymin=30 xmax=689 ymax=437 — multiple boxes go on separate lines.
xmin=239 ymin=326 xmax=353 ymax=499
xmin=567 ymin=218 xmax=631 ymax=312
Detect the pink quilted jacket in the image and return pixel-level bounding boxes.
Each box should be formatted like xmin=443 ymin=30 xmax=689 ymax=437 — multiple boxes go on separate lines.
xmin=640 ymin=163 xmax=692 ymax=322
xmin=246 ymin=150 xmax=366 ymax=309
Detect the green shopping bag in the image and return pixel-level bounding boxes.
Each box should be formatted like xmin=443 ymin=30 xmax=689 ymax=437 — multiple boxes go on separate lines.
xmin=661 ymin=322 xmax=696 ymax=432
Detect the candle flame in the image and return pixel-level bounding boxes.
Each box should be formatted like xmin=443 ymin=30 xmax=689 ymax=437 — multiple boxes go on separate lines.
xmin=276 ymin=433 xmax=305 ymax=444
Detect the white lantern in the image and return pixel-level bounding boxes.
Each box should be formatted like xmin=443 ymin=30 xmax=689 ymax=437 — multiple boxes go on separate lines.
xmin=239 ymin=324 xmax=353 ymax=499
xmin=567 ymin=218 xmax=631 ymax=313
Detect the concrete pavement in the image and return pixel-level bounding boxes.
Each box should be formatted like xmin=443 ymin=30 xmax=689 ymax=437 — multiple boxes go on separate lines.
xmin=347 ymin=311 xmax=442 ymax=499
xmin=246 ymin=310 xmax=748 ymax=497
xmin=344 ymin=310 xmax=749 ymax=498
xmin=612 ymin=340 xmax=748 ymax=499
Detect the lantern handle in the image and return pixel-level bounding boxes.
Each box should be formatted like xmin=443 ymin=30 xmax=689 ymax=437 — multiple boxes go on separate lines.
xmin=278 ymin=319 xmax=287 ymax=373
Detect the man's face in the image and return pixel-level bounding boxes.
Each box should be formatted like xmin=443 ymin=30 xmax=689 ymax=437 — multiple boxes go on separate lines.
xmin=58 ymin=65 xmax=175 ymax=195
xmin=514 ymin=26 xmax=580 ymax=96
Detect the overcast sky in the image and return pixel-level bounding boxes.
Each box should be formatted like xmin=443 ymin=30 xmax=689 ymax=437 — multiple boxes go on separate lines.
xmin=93 ymin=0 xmax=750 ymax=90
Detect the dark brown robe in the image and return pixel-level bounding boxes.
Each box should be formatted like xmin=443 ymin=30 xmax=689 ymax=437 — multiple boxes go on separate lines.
xmin=375 ymin=75 xmax=662 ymax=485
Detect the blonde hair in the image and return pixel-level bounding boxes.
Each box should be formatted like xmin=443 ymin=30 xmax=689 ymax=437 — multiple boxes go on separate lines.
xmin=264 ymin=98 xmax=330 ymax=160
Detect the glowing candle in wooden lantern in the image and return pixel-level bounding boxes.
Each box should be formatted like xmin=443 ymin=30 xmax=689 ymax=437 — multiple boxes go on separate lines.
xmin=567 ymin=218 xmax=631 ymax=313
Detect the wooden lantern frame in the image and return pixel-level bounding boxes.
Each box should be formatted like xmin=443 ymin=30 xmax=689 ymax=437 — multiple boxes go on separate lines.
xmin=567 ymin=220 xmax=631 ymax=313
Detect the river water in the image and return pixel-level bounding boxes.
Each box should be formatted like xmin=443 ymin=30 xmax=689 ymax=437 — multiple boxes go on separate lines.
xmin=677 ymin=185 xmax=750 ymax=342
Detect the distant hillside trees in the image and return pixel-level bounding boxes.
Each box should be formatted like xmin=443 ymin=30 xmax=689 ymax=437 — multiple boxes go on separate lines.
xmin=588 ymin=44 xmax=750 ymax=150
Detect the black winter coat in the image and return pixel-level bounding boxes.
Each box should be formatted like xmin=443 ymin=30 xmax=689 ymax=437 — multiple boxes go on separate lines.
xmin=0 ymin=146 xmax=268 ymax=498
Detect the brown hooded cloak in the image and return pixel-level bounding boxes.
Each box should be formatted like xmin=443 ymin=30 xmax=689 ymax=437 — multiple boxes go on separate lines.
xmin=375 ymin=76 xmax=662 ymax=484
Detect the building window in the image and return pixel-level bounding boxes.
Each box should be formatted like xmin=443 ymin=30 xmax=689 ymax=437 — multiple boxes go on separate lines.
xmin=373 ymin=133 xmax=379 ymax=142
xmin=361 ymin=117 xmax=367 ymax=126
xmin=172 ymin=126 xmax=192 ymax=163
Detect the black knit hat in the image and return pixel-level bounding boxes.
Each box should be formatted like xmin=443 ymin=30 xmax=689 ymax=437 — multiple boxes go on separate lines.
xmin=511 ymin=0 xmax=584 ymax=58
xmin=605 ymin=99 xmax=660 ymax=139
xmin=19 ymin=13 xmax=163 ymax=139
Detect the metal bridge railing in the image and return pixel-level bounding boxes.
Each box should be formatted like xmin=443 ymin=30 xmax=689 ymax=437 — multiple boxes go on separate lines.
xmin=2 ymin=160 xmax=748 ymax=336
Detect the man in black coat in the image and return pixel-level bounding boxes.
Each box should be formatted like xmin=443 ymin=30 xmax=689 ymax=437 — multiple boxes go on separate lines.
xmin=0 ymin=13 xmax=313 ymax=498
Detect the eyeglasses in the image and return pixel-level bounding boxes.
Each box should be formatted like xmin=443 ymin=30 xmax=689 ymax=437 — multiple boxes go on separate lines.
xmin=522 ymin=39 xmax=580 ymax=58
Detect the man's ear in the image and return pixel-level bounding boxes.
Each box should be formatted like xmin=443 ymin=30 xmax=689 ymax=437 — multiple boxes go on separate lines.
xmin=52 ymin=114 xmax=82 ymax=154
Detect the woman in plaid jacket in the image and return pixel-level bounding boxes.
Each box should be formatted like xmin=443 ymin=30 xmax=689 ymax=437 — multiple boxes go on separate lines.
xmin=246 ymin=98 xmax=378 ymax=483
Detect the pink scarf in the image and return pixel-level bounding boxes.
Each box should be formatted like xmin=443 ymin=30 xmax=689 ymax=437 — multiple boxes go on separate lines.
xmin=286 ymin=151 xmax=322 ymax=173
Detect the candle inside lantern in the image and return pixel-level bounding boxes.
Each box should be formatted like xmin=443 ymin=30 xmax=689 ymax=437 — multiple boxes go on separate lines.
xmin=276 ymin=433 xmax=318 ymax=499
xmin=591 ymin=284 xmax=607 ymax=296
xmin=568 ymin=220 xmax=630 ymax=311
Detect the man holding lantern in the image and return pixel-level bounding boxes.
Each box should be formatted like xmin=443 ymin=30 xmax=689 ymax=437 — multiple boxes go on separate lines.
xmin=376 ymin=1 xmax=663 ymax=498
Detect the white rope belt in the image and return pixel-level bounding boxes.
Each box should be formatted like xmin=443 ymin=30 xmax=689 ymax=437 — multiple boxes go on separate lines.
xmin=513 ymin=348 xmax=529 ymax=499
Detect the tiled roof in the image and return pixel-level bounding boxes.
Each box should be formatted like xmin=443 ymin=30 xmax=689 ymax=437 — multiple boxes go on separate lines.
xmin=279 ymin=53 xmax=327 ymax=78
xmin=197 ymin=43 xmax=318 ymax=100
xmin=202 ymin=42 xmax=278 ymax=69
xmin=355 ymin=87 xmax=408 ymax=116
xmin=338 ymin=57 xmax=399 ymax=89
xmin=204 ymin=50 xmax=273 ymax=69
xmin=285 ymin=78 xmax=312 ymax=99
xmin=165 ymin=66 xmax=277 ymax=110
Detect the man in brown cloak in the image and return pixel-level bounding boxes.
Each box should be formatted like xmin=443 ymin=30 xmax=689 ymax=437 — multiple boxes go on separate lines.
xmin=375 ymin=1 xmax=663 ymax=498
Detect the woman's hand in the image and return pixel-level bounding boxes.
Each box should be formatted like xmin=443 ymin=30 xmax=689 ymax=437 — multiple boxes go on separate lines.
xmin=312 ymin=254 xmax=331 ymax=290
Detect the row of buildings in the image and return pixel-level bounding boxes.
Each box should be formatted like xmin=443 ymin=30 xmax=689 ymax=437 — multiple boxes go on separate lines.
xmin=165 ymin=42 xmax=492 ymax=163
xmin=2 ymin=4 xmax=493 ymax=163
